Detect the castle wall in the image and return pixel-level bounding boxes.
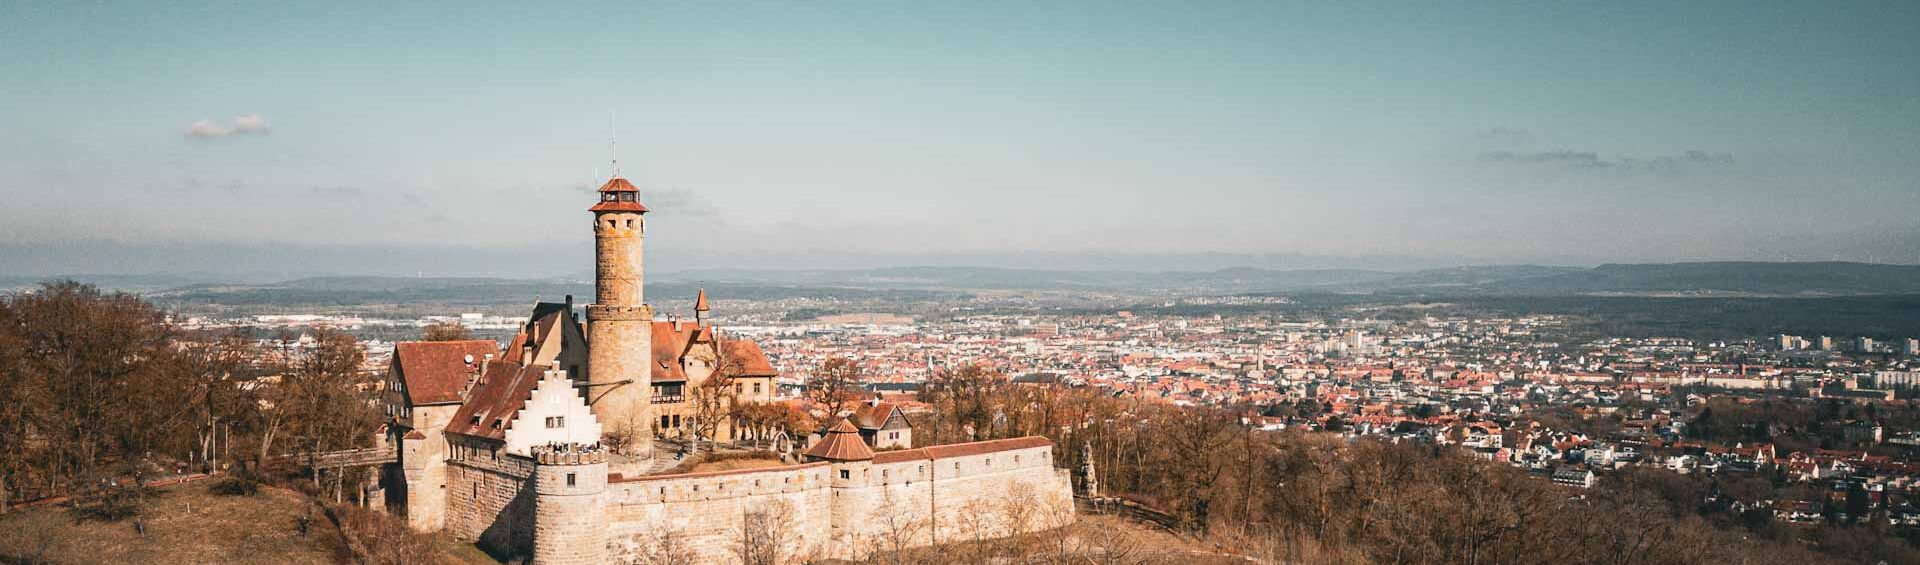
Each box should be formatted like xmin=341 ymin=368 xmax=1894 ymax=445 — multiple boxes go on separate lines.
xmin=594 ymin=441 xmax=1074 ymax=563
xmin=445 ymin=439 xmax=536 ymax=560
xmin=604 ymin=463 xmax=835 ymax=564
xmin=858 ymin=444 xmax=1074 ymax=548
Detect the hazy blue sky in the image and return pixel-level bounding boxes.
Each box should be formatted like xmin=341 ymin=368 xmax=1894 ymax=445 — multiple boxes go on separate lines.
xmin=3 ymin=1 xmax=1917 ymax=276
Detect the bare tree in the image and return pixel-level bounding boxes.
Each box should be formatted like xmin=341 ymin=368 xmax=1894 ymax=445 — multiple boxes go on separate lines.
xmin=923 ymin=364 xmax=1007 ymax=441
xmin=621 ymin=526 xmax=696 ymax=564
xmin=732 ymin=499 xmax=798 ymax=565
xmin=806 ymin=356 xmax=866 ymax=419
xmin=420 ymin=321 xmax=475 ymax=341
xmin=257 ymin=328 xmax=380 ymax=475
xmin=687 ymin=337 xmax=750 ymax=451
xmin=868 ymin=490 xmax=928 ymax=564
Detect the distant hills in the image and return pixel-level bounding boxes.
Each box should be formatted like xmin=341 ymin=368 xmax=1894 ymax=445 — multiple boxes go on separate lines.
xmin=7 ymin=262 xmax=1919 ymax=304
xmin=661 ymin=262 xmax=1920 ymax=297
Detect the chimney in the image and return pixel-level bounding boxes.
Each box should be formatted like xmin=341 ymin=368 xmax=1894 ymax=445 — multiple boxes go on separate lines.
xmin=671 ymin=314 xmax=682 ymax=332
xmin=475 ymin=353 xmax=494 ymax=388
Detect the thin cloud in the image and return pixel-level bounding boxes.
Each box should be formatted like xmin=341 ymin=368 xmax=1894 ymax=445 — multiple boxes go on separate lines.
xmin=1479 ymin=149 xmax=1734 ymax=170
xmin=184 ymin=114 xmax=271 ymax=139
xmin=1480 ymin=150 xmax=1606 ymax=167
xmin=1473 ymin=127 xmax=1534 ymax=144
xmin=305 ymin=186 xmax=364 ymax=198
xmin=567 ymin=181 xmax=718 ymax=216
xmin=231 ymin=113 xmax=270 ymax=133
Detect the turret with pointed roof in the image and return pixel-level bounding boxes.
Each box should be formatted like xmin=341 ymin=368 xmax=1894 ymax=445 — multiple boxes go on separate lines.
xmin=804 ymin=420 xmax=875 ymax=462
xmin=694 ymin=289 xmax=710 ymax=328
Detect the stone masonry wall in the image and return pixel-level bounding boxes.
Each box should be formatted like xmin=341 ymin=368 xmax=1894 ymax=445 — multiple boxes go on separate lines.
xmin=585 ymin=304 xmax=653 ymax=458
xmin=532 ymin=449 xmax=609 ymax=565
xmin=604 ymin=463 xmax=835 ymax=564
xmin=855 ymin=445 xmax=1074 ymax=550
xmin=445 ymin=440 xmax=536 ymax=560
xmin=598 ymin=443 xmax=1074 ymax=563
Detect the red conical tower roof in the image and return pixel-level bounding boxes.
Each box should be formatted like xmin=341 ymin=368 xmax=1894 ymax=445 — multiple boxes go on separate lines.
xmin=804 ymin=419 xmax=874 ymax=461
xmin=694 ymin=288 xmax=710 ymax=311
xmin=590 ymin=177 xmax=650 ymax=213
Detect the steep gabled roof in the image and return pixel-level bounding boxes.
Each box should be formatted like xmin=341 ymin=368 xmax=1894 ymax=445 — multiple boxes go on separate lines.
xmin=722 ymin=337 xmax=778 ymax=377
xmin=444 ymin=361 xmax=551 ymax=442
xmin=645 ymin=321 xmax=779 ymax=382
xmin=391 ymin=340 xmax=499 ymax=405
xmin=850 ymin=402 xmax=907 ymax=431
xmin=651 ymin=321 xmax=698 ymax=383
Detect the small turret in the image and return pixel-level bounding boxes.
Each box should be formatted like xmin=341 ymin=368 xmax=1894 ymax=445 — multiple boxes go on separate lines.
xmin=694 ymin=288 xmax=710 ymax=328
xmin=805 ymin=420 xmax=874 ymax=462
xmin=531 ymin=443 xmax=609 ymax=565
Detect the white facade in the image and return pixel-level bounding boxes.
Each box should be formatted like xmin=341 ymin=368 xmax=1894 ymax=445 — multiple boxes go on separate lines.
xmin=504 ymin=369 xmax=604 ymax=456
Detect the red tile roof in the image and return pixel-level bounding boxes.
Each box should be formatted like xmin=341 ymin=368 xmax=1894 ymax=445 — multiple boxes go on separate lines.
xmin=722 ymin=337 xmax=778 ymax=377
xmin=590 ymin=201 xmax=651 ymax=213
xmin=850 ymin=402 xmax=903 ymax=430
xmin=597 ymin=177 xmax=639 ymax=193
xmin=804 ymin=420 xmax=874 ymax=461
xmin=392 ymin=340 xmax=500 ymax=405
xmin=649 ymin=322 xmax=778 ymax=382
xmin=590 ymin=177 xmax=650 ymax=212
xmin=871 ymin=436 xmax=1052 ymax=464
xmin=614 ymin=461 xmax=828 ymax=483
xmin=444 ymin=362 xmax=550 ymax=442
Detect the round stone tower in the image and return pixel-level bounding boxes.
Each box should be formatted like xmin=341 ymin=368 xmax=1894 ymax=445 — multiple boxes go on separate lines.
xmin=586 ymin=176 xmax=654 ymax=457
xmin=531 ymin=444 xmax=609 ymax=565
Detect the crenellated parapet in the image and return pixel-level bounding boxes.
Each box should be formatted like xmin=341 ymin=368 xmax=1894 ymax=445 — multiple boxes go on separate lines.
xmin=531 ymin=443 xmax=610 ymax=564
xmin=531 ymin=444 xmax=610 ymax=466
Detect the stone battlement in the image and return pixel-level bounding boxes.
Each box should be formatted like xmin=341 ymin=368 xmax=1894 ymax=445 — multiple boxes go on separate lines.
xmin=584 ymin=304 xmax=653 ymax=321
xmin=532 ymin=444 xmax=608 ymax=466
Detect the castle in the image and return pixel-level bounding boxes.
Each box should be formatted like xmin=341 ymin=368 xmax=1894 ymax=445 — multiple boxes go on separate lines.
xmin=376 ymin=174 xmax=1074 ymax=563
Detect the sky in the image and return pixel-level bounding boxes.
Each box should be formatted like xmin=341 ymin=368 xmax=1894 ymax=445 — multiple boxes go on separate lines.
xmin=2 ymin=1 xmax=1917 ymax=277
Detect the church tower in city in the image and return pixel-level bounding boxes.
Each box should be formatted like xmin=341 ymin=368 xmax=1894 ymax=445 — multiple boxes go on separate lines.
xmin=586 ymin=176 xmax=654 ymax=458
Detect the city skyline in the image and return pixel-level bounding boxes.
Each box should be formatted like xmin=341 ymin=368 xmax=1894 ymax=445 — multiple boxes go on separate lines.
xmin=4 ymin=1 xmax=1918 ymax=277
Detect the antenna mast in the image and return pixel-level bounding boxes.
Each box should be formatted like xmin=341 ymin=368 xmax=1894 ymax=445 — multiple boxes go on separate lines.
xmin=609 ymin=110 xmax=619 ymax=177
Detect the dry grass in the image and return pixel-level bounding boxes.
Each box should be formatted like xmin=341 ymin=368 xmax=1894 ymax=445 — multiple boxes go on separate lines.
xmin=0 ymin=479 xmax=345 ymax=565
xmin=853 ymin=514 xmax=1260 ymax=565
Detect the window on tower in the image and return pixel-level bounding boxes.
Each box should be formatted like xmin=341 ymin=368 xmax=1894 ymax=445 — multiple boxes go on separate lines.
xmin=603 ymin=193 xmax=616 ymax=202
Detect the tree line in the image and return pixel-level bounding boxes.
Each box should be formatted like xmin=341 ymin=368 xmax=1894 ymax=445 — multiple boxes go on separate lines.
xmin=904 ymin=363 xmax=1918 ymax=565
xmin=0 ymin=282 xmax=379 ymax=514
